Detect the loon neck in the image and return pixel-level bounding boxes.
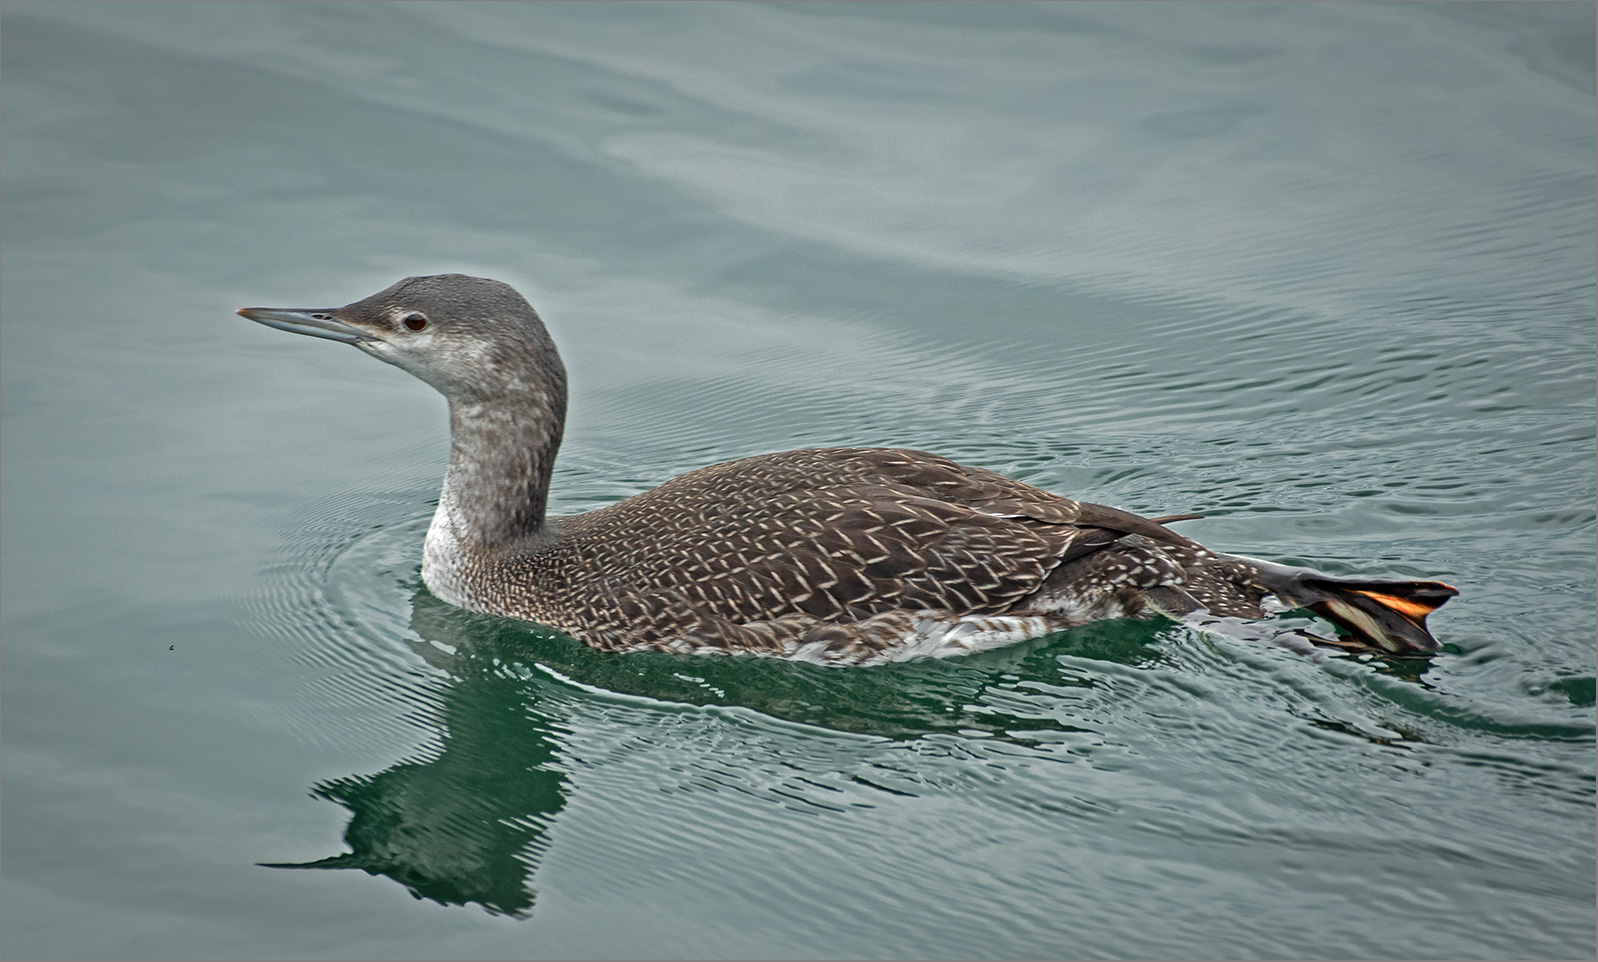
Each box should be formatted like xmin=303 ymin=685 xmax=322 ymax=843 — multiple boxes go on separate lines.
xmin=436 ymin=390 xmax=565 ymax=554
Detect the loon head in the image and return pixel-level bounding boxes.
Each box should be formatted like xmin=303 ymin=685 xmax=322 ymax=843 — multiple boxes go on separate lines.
xmin=237 ymin=273 xmax=565 ymax=405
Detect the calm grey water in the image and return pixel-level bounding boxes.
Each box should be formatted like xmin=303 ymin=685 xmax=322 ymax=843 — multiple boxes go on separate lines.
xmin=3 ymin=2 xmax=1594 ymax=958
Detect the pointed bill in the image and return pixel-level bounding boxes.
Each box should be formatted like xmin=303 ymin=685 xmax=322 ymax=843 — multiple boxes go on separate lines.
xmin=236 ymin=307 xmax=375 ymax=344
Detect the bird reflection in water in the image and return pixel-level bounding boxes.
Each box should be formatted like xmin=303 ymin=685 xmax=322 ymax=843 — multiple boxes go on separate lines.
xmin=261 ymin=585 xmax=1430 ymax=915
xmin=257 ymin=590 xmax=1129 ymax=916
xmin=260 ymin=593 xmax=572 ymax=918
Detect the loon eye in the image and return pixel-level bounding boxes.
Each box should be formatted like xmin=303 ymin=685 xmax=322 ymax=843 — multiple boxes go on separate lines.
xmin=402 ymin=313 xmax=428 ymax=332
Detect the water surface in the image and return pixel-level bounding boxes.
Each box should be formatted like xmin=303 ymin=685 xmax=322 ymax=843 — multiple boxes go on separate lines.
xmin=2 ymin=2 xmax=1594 ymax=958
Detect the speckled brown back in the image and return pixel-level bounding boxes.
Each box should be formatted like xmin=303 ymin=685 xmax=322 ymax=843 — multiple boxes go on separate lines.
xmin=482 ymin=447 xmax=1124 ymax=649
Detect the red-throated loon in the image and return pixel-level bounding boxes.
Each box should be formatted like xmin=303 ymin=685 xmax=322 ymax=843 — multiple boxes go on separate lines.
xmin=237 ymin=274 xmax=1457 ymax=666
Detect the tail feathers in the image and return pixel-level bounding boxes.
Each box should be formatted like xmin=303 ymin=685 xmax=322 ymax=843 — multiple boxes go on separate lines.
xmin=1294 ymin=576 xmax=1458 ymax=653
xmin=1148 ymin=513 xmax=1205 ymax=525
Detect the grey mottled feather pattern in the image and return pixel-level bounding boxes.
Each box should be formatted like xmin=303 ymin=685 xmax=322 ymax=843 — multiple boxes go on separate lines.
xmin=446 ymin=446 xmax=1256 ymax=660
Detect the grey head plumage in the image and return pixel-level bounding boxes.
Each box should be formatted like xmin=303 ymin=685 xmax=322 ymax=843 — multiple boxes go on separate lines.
xmin=335 ymin=274 xmax=567 ymax=408
xmin=240 ymin=274 xmax=570 ymax=543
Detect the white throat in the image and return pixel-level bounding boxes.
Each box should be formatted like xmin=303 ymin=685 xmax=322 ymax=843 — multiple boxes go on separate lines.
xmin=420 ymin=475 xmax=482 ymax=611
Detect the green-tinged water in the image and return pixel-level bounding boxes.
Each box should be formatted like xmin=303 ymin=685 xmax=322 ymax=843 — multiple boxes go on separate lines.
xmin=2 ymin=2 xmax=1593 ymax=958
